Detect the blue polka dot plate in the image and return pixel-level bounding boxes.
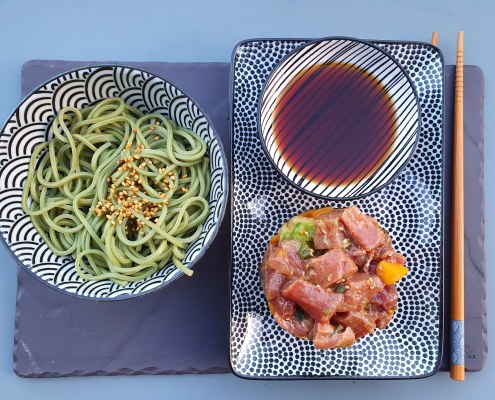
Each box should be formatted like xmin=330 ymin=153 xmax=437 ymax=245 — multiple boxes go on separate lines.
xmin=229 ymin=38 xmax=445 ymax=379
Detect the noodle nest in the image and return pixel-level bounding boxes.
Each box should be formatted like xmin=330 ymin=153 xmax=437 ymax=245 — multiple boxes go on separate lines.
xmin=22 ymin=97 xmax=211 ymax=285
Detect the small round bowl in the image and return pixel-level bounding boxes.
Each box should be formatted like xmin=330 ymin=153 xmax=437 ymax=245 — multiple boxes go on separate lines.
xmin=259 ymin=37 xmax=420 ymax=200
xmin=0 ymin=65 xmax=228 ymax=300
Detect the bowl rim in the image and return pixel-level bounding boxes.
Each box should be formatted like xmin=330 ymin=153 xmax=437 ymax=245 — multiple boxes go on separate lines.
xmin=0 ymin=63 xmax=229 ymax=301
xmin=256 ymin=36 xmax=422 ymax=201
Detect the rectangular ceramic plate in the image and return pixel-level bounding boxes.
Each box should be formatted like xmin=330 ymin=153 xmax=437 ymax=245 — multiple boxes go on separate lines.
xmin=229 ymin=39 xmax=445 ymax=379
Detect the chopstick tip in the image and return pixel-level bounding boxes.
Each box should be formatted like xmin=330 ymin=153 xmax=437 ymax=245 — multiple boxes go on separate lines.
xmin=457 ymin=31 xmax=464 ymax=51
xmin=450 ymin=364 xmax=465 ymax=381
xmin=431 ymin=32 xmax=439 ymax=46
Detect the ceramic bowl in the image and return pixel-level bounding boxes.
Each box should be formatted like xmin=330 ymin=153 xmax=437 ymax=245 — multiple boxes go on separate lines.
xmin=259 ymin=37 xmax=420 ymax=200
xmin=0 ymin=65 xmax=228 ymax=299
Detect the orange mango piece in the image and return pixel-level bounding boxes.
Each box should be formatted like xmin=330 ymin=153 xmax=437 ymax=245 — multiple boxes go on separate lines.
xmin=376 ymin=260 xmax=408 ymax=285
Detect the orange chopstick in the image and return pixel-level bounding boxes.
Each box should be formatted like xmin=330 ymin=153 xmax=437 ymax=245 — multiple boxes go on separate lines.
xmin=450 ymin=31 xmax=465 ymax=381
xmin=431 ymin=32 xmax=438 ymax=46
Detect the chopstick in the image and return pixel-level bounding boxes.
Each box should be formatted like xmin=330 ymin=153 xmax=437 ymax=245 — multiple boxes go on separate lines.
xmin=450 ymin=31 xmax=465 ymax=381
xmin=431 ymin=32 xmax=438 ymax=46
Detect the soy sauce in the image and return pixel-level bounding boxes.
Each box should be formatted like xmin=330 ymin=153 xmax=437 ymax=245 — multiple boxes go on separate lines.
xmin=272 ymin=61 xmax=397 ymax=188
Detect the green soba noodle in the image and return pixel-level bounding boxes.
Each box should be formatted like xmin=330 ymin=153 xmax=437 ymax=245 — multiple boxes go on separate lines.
xmin=22 ymin=98 xmax=210 ymax=285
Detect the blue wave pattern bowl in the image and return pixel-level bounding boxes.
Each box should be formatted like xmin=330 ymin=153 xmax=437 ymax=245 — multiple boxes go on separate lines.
xmin=259 ymin=38 xmax=420 ymax=200
xmin=0 ymin=65 xmax=228 ymax=300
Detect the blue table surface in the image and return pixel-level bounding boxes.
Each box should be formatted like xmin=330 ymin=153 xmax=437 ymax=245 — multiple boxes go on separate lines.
xmin=0 ymin=0 xmax=492 ymax=398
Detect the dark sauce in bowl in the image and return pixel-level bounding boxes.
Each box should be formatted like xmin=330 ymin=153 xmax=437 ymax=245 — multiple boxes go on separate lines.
xmin=271 ymin=61 xmax=398 ymax=188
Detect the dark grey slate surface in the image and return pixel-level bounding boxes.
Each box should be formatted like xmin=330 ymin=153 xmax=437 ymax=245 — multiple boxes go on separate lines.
xmin=12 ymin=60 xmax=485 ymax=377
xmin=14 ymin=60 xmax=231 ymax=377
xmin=441 ymin=65 xmax=487 ymax=372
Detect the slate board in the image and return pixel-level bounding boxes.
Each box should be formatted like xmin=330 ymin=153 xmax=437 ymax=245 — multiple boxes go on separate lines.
xmin=12 ymin=60 xmax=485 ymax=377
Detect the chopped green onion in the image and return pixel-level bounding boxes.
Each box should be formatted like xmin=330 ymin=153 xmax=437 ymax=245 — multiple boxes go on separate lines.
xmin=298 ymin=241 xmax=314 ymax=259
xmin=280 ymin=231 xmax=292 ymax=241
xmin=333 ymin=324 xmax=344 ymax=335
xmin=279 ymin=217 xmax=315 ymax=243
xmin=333 ymin=283 xmax=347 ymax=294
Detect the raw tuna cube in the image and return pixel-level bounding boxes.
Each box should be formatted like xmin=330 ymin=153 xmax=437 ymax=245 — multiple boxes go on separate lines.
xmin=340 ymin=206 xmax=385 ymax=251
xmin=306 ymin=249 xmax=358 ymax=288
xmin=282 ymin=279 xmax=343 ymax=322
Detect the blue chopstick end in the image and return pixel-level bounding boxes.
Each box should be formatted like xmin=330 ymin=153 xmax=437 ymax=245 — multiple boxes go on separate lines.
xmin=451 ymin=319 xmax=465 ymax=365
